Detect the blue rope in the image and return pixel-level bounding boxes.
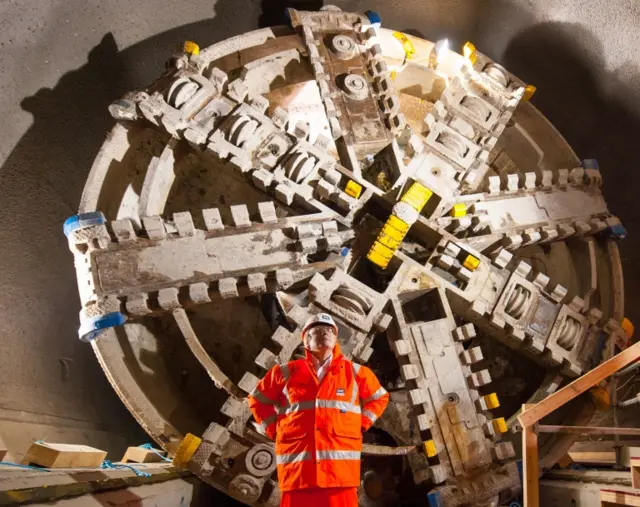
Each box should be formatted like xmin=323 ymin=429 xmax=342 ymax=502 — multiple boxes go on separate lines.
xmin=138 ymin=443 xmax=172 ymax=462
xmin=101 ymin=460 xmax=151 ymax=478
xmin=0 ymin=461 xmax=50 ymax=471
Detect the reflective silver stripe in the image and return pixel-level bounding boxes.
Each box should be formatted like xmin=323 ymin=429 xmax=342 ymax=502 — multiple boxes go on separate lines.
xmin=282 ymin=384 xmax=291 ymax=405
xmin=280 ymin=363 xmax=291 ymax=380
xmin=350 ymin=382 xmax=359 ymax=405
xmin=362 ymin=409 xmax=378 ymax=424
xmin=316 ymin=450 xmax=361 ymax=461
xmin=261 ymin=414 xmax=277 ymax=427
xmin=350 ymin=362 xmax=360 ymax=404
xmin=276 ymin=451 xmax=312 ymax=465
xmin=363 ymin=387 xmax=387 ymax=404
xmin=278 ymin=399 xmax=361 ymax=415
xmin=278 ymin=400 xmax=315 ymax=415
xmin=250 ymin=388 xmax=277 ymax=406
xmin=316 ymin=399 xmax=361 ymax=414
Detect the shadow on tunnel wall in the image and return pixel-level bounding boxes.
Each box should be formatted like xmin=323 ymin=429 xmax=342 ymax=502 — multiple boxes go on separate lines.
xmin=259 ymin=0 xmax=323 ymax=28
xmin=501 ymin=21 xmax=640 ymax=328
xmin=0 ymin=0 xmax=262 ymax=477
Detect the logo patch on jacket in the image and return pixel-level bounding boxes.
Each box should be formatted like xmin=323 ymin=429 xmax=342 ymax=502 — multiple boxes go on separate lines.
xmin=336 ymin=388 xmax=345 ymax=396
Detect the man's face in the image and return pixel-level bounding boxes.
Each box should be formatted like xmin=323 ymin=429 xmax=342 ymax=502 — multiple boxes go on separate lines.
xmin=305 ymin=324 xmax=337 ymax=354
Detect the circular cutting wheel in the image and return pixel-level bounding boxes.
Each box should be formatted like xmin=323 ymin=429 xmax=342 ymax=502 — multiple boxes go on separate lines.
xmin=67 ymin=7 xmax=627 ymax=507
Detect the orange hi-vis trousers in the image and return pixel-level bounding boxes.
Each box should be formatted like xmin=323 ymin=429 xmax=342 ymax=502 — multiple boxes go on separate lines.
xmin=280 ymin=487 xmax=358 ymax=507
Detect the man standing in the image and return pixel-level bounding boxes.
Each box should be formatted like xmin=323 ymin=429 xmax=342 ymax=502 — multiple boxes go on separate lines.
xmin=248 ymin=313 xmax=389 ymax=507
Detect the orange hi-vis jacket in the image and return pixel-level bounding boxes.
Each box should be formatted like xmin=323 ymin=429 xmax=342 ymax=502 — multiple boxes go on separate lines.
xmin=247 ymin=343 xmax=389 ymax=491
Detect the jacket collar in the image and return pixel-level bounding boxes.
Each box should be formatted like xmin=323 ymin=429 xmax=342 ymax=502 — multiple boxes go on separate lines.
xmin=304 ymin=342 xmax=343 ymax=366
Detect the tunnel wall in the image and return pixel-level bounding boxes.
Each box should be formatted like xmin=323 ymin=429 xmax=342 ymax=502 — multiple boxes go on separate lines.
xmin=0 ymin=0 xmax=638 ymax=459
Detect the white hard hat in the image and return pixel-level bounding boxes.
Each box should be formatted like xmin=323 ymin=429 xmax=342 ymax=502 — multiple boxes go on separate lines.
xmin=301 ymin=313 xmax=338 ymax=339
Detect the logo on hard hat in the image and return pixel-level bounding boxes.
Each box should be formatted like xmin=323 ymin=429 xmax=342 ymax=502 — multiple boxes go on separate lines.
xmin=301 ymin=313 xmax=339 ymax=338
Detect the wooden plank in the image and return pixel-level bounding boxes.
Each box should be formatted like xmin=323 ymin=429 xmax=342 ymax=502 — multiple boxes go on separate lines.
xmin=623 ymin=448 xmax=640 ymax=467
xmin=632 ymin=458 xmax=640 ymax=489
xmin=523 ymin=405 xmax=540 ymax=507
xmin=569 ymin=451 xmax=616 ymax=465
xmin=0 ymin=463 xmax=188 ymax=505
xmin=518 ymin=341 xmax=640 ymax=428
xmin=557 ymin=454 xmax=573 ymax=468
xmin=540 ymin=396 xmax=597 ymax=471
xmin=545 ymin=469 xmax=631 ymax=486
xmin=601 ymin=487 xmax=640 ymax=506
xmin=608 ymin=240 xmax=625 ymax=322
xmin=21 ymin=442 xmax=107 ymax=469
xmin=121 ymin=446 xmax=166 ymax=464
xmin=539 ymin=425 xmax=640 ymax=436
xmin=574 ymin=441 xmax=640 ymax=452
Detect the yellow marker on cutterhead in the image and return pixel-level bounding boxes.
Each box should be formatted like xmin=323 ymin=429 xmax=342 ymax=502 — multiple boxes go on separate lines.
xmin=423 ymin=440 xmax=437 ymax=458
xmin=183 ymin=40 xmax=200 ymax=56
xmin=463 ymin=254 xmax=480 ymax=271
xmin=463 ymin=41 xmax=477 ymax=65
xmin=345 ymin=180 xmax=363 ymax=199
xmin=483 ymin=393 xmax=500 ymax=410
xmin=523 ymin=84 xmax=537 ymax=102
xmin=401 ymin=182 xmax=433 ymax=212
xmin=392 ymin=31 xmax=416 ymax=60
xmin=451 ymin=203 xmax=467 ymax=218
xmin=491 ymin=418 xmax=508 ymax=434
xmin=173 ymin=433 xmax=202 ymax=469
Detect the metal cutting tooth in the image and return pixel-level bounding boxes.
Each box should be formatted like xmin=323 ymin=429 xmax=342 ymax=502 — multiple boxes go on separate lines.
xmin=332 ymin=285 xmax=373 ymax=312
xmin=331 ymin=294 xmax=367 ymax=316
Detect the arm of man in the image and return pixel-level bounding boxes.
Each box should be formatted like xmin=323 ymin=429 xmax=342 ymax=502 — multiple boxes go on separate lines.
xmin=356 ymin=365 xmax=389 ymax=431
xmin=247 ymin=364 xmax=286 ymax=440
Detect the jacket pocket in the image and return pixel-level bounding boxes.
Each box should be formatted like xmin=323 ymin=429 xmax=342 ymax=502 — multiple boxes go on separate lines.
xmin=332 ymin=418 xmax=361 ymax=439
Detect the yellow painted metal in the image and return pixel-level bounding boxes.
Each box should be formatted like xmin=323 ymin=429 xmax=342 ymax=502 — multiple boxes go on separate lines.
xmin=451 ymin=203 xmax=467 ymax=217
xmin=483 ymin=393 xmax=501 ymax=410
xmin=622 ymin=317 xmax=635 ymax=339
xmin=522 ymin=85 xmax=538 ymax=102
xmin=492 ymin=418 xmax=508 ymax=434
xmin=589 ymin=386 xmax=611 ymax=411
xmin=368 ymin=216 xmax=410 ymax=269
xmin=463 ymin=41 xmax=477 ymax=65
xmin=367 ymin=241 xmax=395 ymax=269
xmin=423 ymin=440 xmax=437 ymax=458
xmin=377 ymin=232 xmax=401 ymax=250
xmin=523 ymin=84 xmax=537 ymax=102
xmin=382 ymin=222 xmax=407 ymax=243
xmin=183 ymin=40 xmax=200 ymax=56
xmin=386 ymin=215 xmax=410 ymax=235
xmin=392 ymin=31 xmax=416 ymax=60
xmin=173 ymin=433 xmax=202 ymax=469
xmin=345 ymin=180 xmax=363 ymax=199
xmin=368 ymin=183 xmax=433 ymax=269
xmin=367 ymin=251 xmax=391 ymax=269
xmin=463 ymin=254 xmax=480 ymax=271
xmin=401 ymin=182 xmax=433 ymax=212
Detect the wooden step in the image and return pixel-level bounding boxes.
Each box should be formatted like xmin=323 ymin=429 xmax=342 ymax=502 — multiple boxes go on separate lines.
xmin=22 ymin=442 xmax=107 ymax=469
xmin=631 ymin=457 xmax=640 ymax=489
xmin=121 ymin=446 xmax=166 ymax=464
xmin=601 ymin=487 xmax=640 ymax=506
